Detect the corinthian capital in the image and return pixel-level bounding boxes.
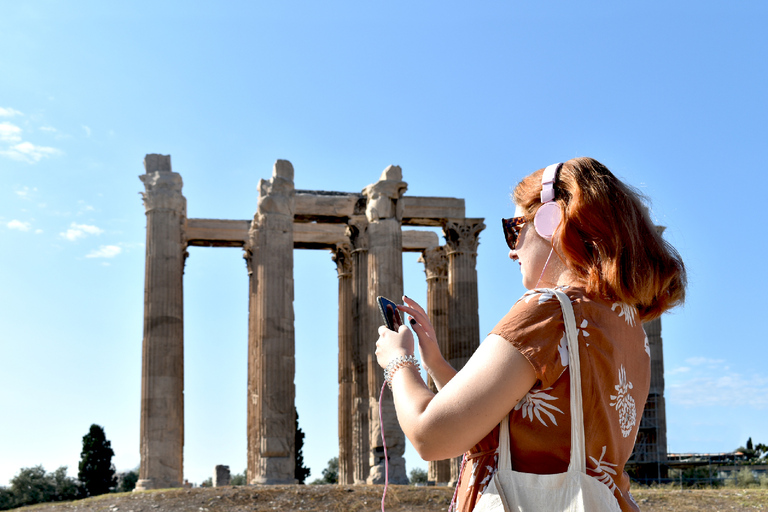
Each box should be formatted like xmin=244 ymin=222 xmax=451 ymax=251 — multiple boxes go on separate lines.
xmin=442 ymin=218 xmax=486 ymax=256
xmin=345 ymin=216 xmax=369 ymax=252
xmin=332 ymin=243 xmax=353 ymax=278
xmin=418 ymin=246 xmax=448 ymax=281
xmin=361 ymin=165 xmax=408 ymax=222
xmin=139 ymin=154 xmax=186 ymax=213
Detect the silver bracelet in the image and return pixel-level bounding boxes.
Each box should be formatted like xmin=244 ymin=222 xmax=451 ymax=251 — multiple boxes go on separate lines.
xmin=384 ymin=354 xmax=420 ymax=389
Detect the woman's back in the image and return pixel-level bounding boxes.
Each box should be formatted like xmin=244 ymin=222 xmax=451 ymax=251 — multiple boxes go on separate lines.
xmin=457 ymin=286 xmax=649 ymax=512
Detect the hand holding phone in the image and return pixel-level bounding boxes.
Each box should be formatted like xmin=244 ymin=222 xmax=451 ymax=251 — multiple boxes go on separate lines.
xmin=377 ymin=296 xmax=403 ymax=331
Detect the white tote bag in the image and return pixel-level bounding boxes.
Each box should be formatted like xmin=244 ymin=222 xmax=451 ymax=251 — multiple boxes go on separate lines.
xmin=473 ymin=289 xmax=621 ymax=512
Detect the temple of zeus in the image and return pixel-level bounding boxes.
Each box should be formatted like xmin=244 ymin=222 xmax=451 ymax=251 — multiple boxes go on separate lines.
xmin=136 ymin=154 xmax=486 ymax=489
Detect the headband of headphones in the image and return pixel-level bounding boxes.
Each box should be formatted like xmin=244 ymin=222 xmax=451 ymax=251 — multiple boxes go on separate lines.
xmin=540 ymin=163 xmax=562 ymax=203
xmin=534 ymin=162 xmax=563 ymax=240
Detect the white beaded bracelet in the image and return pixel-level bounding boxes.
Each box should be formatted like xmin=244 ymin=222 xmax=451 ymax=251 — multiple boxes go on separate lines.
xmin=384 ymin=354 xmax=420 ymax=389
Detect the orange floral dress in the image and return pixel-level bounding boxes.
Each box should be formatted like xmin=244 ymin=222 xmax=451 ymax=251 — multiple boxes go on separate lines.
xmin=454 ymin=287 xmax=650 ymax=512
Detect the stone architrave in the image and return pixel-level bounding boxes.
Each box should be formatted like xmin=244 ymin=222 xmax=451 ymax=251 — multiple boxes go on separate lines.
xmin=244 ymin=160 xmax=298 ymax=484
xmin=362 ymin=166 xmax=408 ymax=485
xmin=418 ymin=245 xmax=452 ymax=485
xmin=442 ymin=218 xmax=485 ymax=484
xmin=346 ymin=215 xmax=371 ymax=484
xmin=136 ymin=154 xmax=187 ymax=491
xmin=333 ymin=242 xmax=355 ymax=485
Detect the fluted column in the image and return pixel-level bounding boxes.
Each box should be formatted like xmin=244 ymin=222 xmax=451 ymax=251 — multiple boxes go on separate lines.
xmin=333 ymin=242 xmax=354 ymax=485
xmin=245 ymin=160 xmax=297 ymax=484
xmin=418 ymin=245 xmax=452 ymax=485
xmin=347 ymin=216 xmax=371 ymax=484
xmin=362 ymin=166 xmax=408 ymax=485
xmin=136 ymin=154 xmax=187 ymax=491
xmin=442 ymin=218 xmax=485 ymax=484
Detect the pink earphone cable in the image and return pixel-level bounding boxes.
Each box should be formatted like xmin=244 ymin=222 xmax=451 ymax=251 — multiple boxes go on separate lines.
xmin=535 ymin=246 xmax=555 ymax=288
xmin=379 ymin=380 xmax=389 ymax=512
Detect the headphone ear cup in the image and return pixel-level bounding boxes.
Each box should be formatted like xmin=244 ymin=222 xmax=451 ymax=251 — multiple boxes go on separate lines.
xmin=534 ymin=202 xmax=562 ymax=240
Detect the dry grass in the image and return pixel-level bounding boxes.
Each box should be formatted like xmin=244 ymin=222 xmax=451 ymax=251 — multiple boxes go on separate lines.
xmin=10 ymin=485 xmax=768 ymax=511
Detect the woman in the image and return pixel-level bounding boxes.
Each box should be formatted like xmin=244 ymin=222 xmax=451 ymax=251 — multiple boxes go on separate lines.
xmin=375 ymin=157 xmax=686 ymax=512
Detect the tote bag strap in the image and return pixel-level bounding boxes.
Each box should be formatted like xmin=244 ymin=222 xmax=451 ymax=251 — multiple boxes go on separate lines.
xmin=496 ymin=289 xmax=586 ymax=474
xmin=552 ymin=289 xmax=587 ymax=474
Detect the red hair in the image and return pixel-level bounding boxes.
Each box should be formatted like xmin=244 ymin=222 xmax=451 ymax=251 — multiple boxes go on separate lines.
xmin=513 ymin=157 xmax=686 ymax=321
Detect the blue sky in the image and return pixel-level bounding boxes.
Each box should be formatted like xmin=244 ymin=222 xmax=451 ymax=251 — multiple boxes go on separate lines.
xmin=1 ymin=0 xmax=766 ymax=487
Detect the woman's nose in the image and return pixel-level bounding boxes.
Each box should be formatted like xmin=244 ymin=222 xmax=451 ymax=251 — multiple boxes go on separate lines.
xmin=509 ymin=250 xmax=518 ymax=261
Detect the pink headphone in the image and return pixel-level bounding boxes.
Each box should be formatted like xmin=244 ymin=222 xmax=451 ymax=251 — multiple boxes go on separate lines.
xmin=533 ymin=163 xmax=563 ymax=240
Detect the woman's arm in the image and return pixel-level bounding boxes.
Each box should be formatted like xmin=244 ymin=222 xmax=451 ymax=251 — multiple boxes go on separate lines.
xmin=376 ymin=328 xmax=536 ymax=461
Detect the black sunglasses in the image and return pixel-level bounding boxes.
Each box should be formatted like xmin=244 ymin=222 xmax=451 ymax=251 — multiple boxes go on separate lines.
xmin=501 ymin=216 xmax=526 ymax=250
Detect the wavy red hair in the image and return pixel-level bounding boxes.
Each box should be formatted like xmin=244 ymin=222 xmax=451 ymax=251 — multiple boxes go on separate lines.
xmin=513 ymin=157 xmax=686 ymax=321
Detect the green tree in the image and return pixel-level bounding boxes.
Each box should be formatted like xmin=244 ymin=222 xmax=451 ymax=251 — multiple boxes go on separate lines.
xmin=0 ymin=487 xmax=15 ymax=511
xmin=9 ymin=465 xmax=54 ymax=507
xmin=295 ymin=408 xmax=311 ymax=484
xmin=310 ymin=457 xmax=338 ymax=484
xmin=736 ymin=467 xmax=757 ymax=488
xmin=116 ymin=469 xmax=139 ymax=492
xmin=78 ymin=424 xmax=117 ymax=497
xmin=409 ymin=467 xmax=428 ymax=485
xmin=0 ymin=465 xmax=79 ymax=509
xmin=50 ymin=466 xmax=81 ymax=501
xmin=230 ymin=469 xmax=247 ymax=486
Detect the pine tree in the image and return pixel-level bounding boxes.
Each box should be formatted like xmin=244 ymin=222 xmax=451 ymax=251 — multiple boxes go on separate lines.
xmin=78 ymin=425 xmax=117 ymax=497
xmin=295 ymin=408 xmax=311 ymax=484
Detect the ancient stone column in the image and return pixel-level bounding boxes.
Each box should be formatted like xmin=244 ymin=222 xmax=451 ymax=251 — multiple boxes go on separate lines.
xmin=643 ymin=316 xmax=668 ymax=462
xmin=244 ymin=160 xmax=297 ymax=484
xmin=333 ymin=242 xmax=355 ymax=485
xmin=213 ymin=465 xmax=231 ymax=487
xmin=136 ymin=154 xmax=187 ymax=491
xmin=442 ymin=218 xmax=485 ymax=484
xmin=347 ymin=215 xmax=371 ymax=484
xmin=418 ymin=245 xmax=452 ymax=486
xmin=362 ymin=166 xmax=408 ymax=485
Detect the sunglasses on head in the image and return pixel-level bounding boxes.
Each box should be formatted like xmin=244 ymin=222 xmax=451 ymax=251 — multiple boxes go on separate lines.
xmin=501 ymin=216 xmax=526 ymax=250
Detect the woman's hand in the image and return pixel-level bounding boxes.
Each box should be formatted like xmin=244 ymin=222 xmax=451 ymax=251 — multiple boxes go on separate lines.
xmin=375 ymin=324 xmax=414 ymax=369
xmin=397 ymin=296 xmax=455 ymax=388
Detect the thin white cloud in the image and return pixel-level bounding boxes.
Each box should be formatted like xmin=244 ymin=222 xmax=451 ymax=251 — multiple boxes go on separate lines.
xmin=0 ymin=114 xmax=62 ymax=164
xmin=0 ymin=122 xmax=22 ymax=142
xmin=86 ymin=245 xmax=122 ymax=258
xmin=82 ymin=125 xmax=91 ymax=137
xmin=668 ymin=372 xmax=768 ymax=409
xmin=0 ymin=142 xmax=62 ymax=163
xmin=7 ymin=220 xmax=31 ymax=231
xmin=667 ymin=356 xmax=768 ymax=409
xmin=39 ymin=125 xmax=57 ymax=132
xmin=0 ymin=107 xmax=23 ymax=117
xmin=15 ymin=186 xmax=38 ymax=199
xmin=60 ymin=222 xmax=104 ymax=241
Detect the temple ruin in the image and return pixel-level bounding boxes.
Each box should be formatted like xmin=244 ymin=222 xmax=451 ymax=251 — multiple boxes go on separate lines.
xmin=135 ymin=154 xmax=485 ymax=489
xmin=135 ymin=154 xmax=669 ymax=489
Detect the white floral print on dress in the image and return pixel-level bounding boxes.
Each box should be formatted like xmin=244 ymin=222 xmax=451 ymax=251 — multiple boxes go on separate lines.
xmin=611 ymin=302 xmax=637 ymax=326
xmin=644 ymin=334 xmax=650 ymax=357
xmin=588 ymin=445 xmax=622 ymax=496
xmin=579 ymin=319 xmax=590 ymax=338
xmin=609 ymin=365 xmax=637 ymax=438
xmin=515 ymin=387 xmax=564 ymax=427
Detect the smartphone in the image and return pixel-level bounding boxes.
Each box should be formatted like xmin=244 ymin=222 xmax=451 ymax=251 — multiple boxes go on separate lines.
xmin=377 ymin=296 xmax=403 ymax=331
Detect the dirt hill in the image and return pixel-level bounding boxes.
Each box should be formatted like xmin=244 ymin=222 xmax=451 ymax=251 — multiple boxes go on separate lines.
xmin=11 ymin=485 xmax=768 ymax=511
